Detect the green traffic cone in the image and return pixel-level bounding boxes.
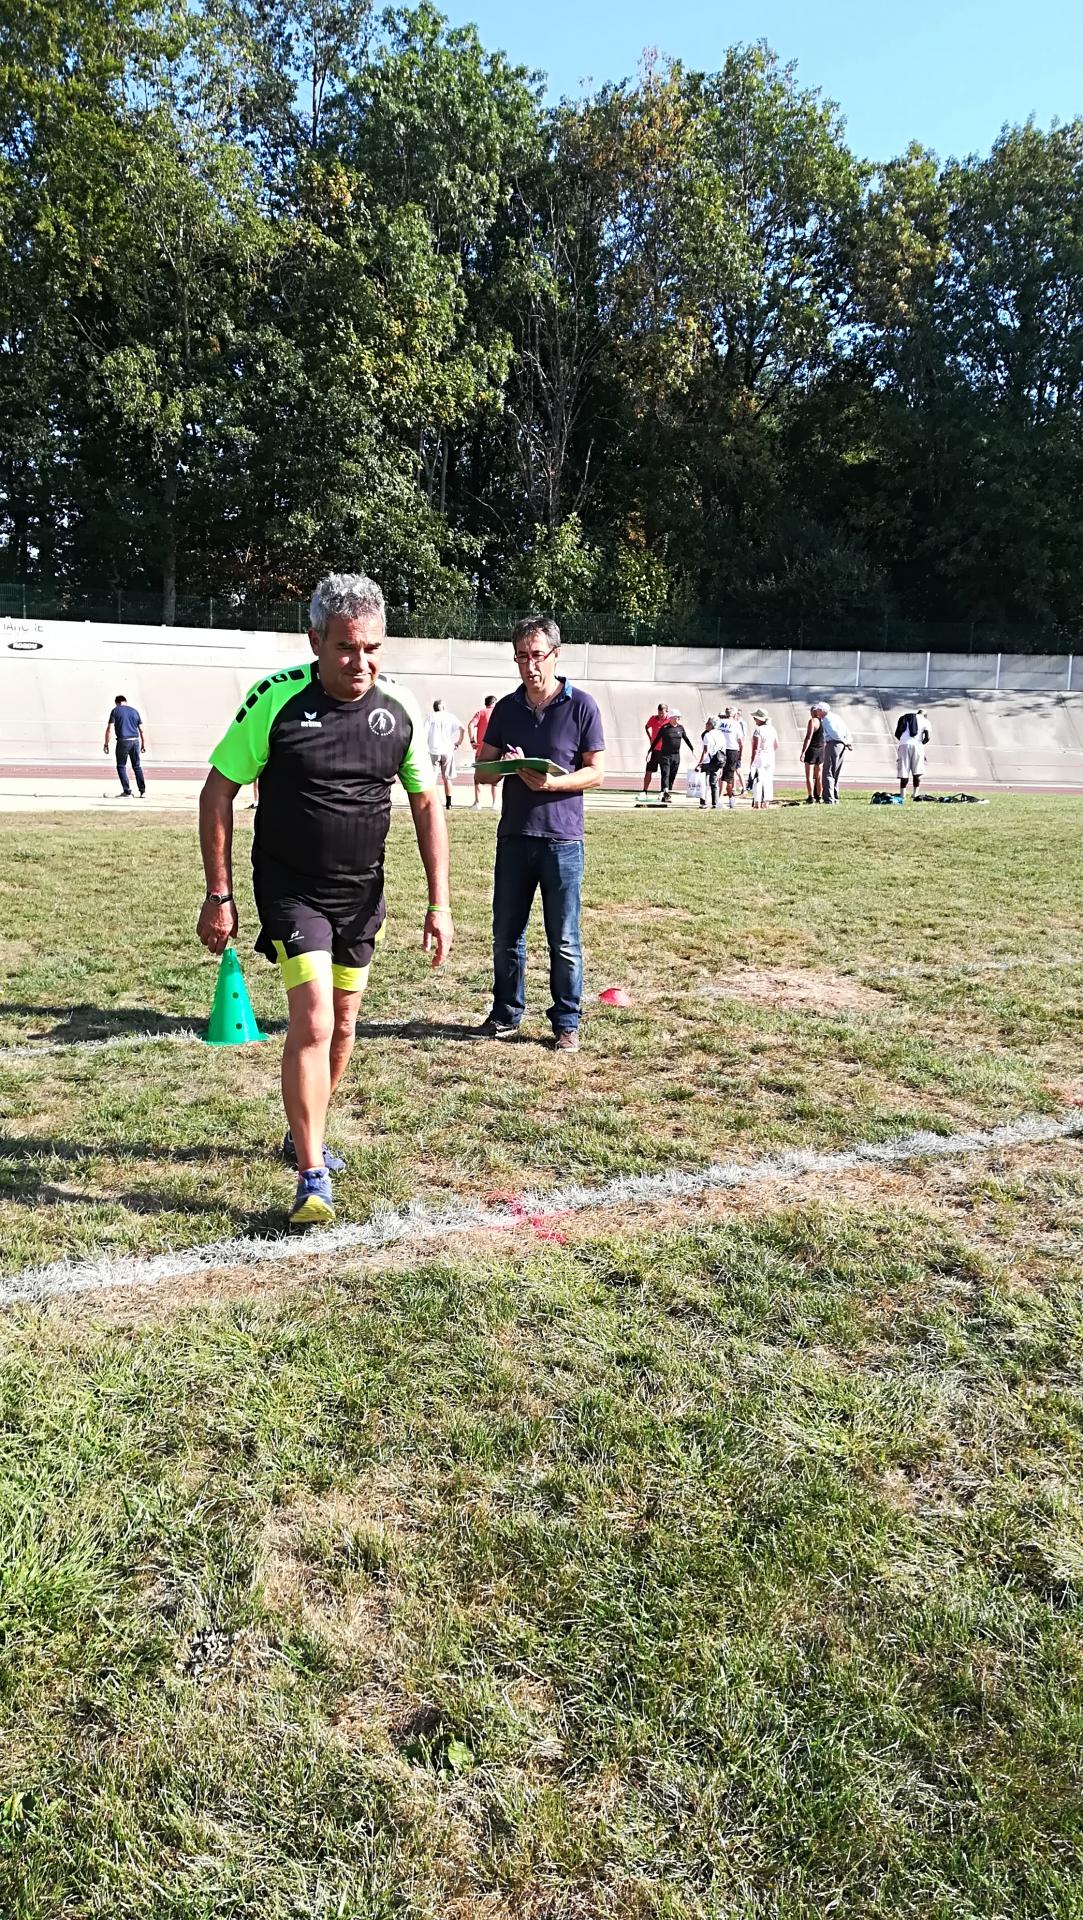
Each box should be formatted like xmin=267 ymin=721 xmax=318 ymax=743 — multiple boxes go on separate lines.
xmin=205 ymin=948 xmax=267 ymax=1046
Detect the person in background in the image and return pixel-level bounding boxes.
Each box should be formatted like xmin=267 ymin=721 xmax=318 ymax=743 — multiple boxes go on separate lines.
xmin=104 ymin=692 xmax=147 ymax=798
xmin=801 ymin=704 xmax=823 ymax=802
xmin=643 ymin=702 xmax=669 ymax=793
xmin=747 ymin=708 xmax=780 ymax=808
xmin=895 ymin=707 xmax=930 ymax=797
xmin=814 ymin=702 xmax=853 ymax=805
xmin=655 ymin=710 xmax=696 ymax=804
xmin=710 ymin=706 xmax=744 ymax=809
xmin=469 ymin=694 xmax=498 ymax=806
xmin=699 ymin=715 xmax=725 ymax=809
xmin=426 ymin=699 xmax=465 ymax=809
xmin=732 ymin=708 xmax=747 ymax=792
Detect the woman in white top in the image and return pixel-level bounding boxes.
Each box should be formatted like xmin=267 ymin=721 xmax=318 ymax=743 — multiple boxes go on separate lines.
xmin=748 ymin=708 xmax=780 ymax=808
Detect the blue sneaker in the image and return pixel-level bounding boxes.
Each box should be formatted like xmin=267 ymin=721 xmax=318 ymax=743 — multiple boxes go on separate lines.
xmin=288 ymin=1169 xmax=335 ymax=1229
xmin=281 ymin=1130 xmax=346 ymax=1174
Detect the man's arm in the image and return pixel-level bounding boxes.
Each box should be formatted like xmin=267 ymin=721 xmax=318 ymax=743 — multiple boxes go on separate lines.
xmin=517 ymin=749 xmax=605 ymax=795
xmin=196 ymin=768 xmax=242 ymax=953
xmin=103 ymin=715 xmax=113 ymax=754
xmin=454 ymin=723 xmax=465 ymax=749
xmin=139 ymin=723 xmax=147 ymax=751
xmin=407 ymin=787 xmax=454 ymax=967
xmin=475 ymin=739 xmax=504 ymax=783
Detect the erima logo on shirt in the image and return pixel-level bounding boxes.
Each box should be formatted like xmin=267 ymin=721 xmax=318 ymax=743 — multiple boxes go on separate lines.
xmin=369 ymin=709 xmax=395 ymax=737
xmin=301 ymin=711 xmax=322 ymax=729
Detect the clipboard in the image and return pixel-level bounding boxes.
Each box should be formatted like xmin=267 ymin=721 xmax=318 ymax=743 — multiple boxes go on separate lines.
xmin=472 ymin=757 xmax=569 ymax=777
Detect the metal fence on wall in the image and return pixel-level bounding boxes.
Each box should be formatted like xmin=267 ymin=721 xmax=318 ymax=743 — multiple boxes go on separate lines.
xmin=0 ymin=581 xmax=1075 ymax=656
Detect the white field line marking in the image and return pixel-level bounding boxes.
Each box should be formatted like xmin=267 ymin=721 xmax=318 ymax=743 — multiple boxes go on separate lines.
xmin=2 ymin=1110 xmax=1080 ymax=1311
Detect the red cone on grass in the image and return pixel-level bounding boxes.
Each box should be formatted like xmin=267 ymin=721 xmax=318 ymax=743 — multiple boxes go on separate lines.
xmin=598 ymin=986 xmax=632 ymax=1008
xmin=205 ymin=948 xmax=267 ymax=1045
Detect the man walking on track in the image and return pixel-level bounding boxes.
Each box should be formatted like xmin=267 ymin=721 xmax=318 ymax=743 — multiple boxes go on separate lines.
xmin=426 ymin=699 xmax=465 ymax=808
xmin=654 ymin=710 xmax=696 ymax=803
xmin=104 ymin=693 xmax=147 ymax=797
xmin=469 ymin=694 xmax=497 ymax=806
xmin=814 ymin=702 xmax=853 ymax=805
xmin=197 ymin=571 xmax=453 ymax=1228
xmin=474 ymin=614 xmax=605 ymax=1052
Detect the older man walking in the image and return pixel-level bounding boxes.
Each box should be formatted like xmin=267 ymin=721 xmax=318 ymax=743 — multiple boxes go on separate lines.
xmin=474 ymin=615 xmax=605 ymax=1051
xmin=814 ymin=702 xmax=853 ymax=805
xmin=197 ymin=571 xmax=453 ymax=1227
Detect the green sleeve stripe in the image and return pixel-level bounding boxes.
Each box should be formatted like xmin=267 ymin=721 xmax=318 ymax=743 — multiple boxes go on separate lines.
xmin=381 ymin=676 xmax=436 ymax=793
xmin=210 ymin=664 xmax=313 ymax=785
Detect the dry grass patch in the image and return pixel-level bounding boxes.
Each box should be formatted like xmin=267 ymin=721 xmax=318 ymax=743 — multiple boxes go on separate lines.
xmin=700 ymin=963 xmax=887 ymax=1015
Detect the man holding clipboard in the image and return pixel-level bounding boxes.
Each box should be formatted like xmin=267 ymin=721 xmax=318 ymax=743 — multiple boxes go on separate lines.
xmin=474 ymin=616 xmax=605 ymax=1052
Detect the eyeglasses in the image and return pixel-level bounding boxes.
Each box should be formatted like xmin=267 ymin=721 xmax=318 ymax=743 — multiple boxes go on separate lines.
xmin=514 ymin=645 xmax=557 ymax=666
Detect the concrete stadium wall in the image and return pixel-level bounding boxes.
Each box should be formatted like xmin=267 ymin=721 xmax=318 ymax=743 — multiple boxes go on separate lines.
xmin=4 ymin=615 xmax=1083 ymax=788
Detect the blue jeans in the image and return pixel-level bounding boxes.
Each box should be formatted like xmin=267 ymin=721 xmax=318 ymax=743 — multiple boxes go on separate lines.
xmin=116 ymin=741 xmax=145 ymax=794
xmin=491 ymin=836 xmax=584 ymax=1033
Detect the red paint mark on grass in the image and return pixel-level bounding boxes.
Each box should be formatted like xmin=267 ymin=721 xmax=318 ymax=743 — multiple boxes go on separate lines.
xmin=484 ymin=1191 xmax=570 ymax=1246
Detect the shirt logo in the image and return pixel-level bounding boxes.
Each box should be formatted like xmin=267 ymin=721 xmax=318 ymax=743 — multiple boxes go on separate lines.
xmin=300 ymin=710 xmax=322 ymax=729
xmin=369 ymin=709 xmax=395 ymax=737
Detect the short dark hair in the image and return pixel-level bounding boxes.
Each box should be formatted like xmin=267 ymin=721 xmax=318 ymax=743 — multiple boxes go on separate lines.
xmin=432 ymin=698 xmax=442 ymax=710
xmin=511 ymin=614 xmax=560 ymax=652
xmin=484 ymin=694 xmax=496 ymax=707
xmin=114 ymin=692 xmax=126 ymax=703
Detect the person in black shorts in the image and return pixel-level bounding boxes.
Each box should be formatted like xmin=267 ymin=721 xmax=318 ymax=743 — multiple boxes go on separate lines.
xmin=801 ymin=704 xmax=824 ymax=802
xmin=197 ymin=571 xmax=453 ymax=1228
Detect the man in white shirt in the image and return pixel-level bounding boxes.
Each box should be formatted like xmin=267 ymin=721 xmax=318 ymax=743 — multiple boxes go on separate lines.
xmin=812 ymin=703 xmax=853 ymax=805
xmin=700 ymin=706 xmax=744 ymax=809
xmin=426 ymin=699 xmax=465 ymax=809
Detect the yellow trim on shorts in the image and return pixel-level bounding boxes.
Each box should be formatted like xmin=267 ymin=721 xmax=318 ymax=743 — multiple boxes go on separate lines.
xmin=331 ymin=922 xmax=384 ymax=994
xmin=271 ymin=941 xmax=332 ymax=991
xmin=331 ymin=960 xmax=369 ymax=993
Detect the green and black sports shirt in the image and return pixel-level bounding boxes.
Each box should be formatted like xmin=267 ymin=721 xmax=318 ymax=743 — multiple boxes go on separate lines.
xmin=210 ymin=663 xmax=434 ymax=898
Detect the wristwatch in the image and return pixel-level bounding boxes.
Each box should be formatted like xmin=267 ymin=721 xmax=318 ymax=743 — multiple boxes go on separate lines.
xmin=205 ymin=891 xmax=234 ymax=905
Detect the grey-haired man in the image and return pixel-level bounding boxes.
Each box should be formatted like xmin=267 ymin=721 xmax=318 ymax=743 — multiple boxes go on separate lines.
xmin=813 ymin=702 xmax=853 ymax=805
xmin=197 ymin=572 xmax=453 ymax=1227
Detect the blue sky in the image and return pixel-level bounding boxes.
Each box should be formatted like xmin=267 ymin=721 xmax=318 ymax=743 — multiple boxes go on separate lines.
xmin=451 ymin=0 xmax=1082 ymax=164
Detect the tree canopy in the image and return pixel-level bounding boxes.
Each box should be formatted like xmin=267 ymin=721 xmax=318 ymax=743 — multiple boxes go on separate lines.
xmin=2 ymin=0 xmax=1082 ymax=637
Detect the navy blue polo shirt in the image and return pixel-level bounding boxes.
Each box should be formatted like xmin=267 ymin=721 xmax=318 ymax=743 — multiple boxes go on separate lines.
xmin=109 ymin=702 xmax=142 ymax=741
xmin=485 ymin=679 xmax=605 ymax=841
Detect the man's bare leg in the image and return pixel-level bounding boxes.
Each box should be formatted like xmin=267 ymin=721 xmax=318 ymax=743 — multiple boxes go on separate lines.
xmin=281 ymin=969 xmax=335 ymax=1172
xmin=329 ymin=984 xmax=365 ymax=1096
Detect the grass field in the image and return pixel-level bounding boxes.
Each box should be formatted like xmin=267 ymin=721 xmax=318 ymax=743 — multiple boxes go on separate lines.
xmin=1 ymin=798 xmax=1082 ymax=1916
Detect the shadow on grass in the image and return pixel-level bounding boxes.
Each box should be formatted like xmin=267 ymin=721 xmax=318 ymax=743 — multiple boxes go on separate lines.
xmin=0 ymin=1002 xmax=287 ymax=1042
xmin=1 ymin=1180 xmax=288 ymax=1241
xmin=354 ymin=1017 xmax=550 ymax=1044
xmin=0 ymin=1134 xmax=258 ymax=1169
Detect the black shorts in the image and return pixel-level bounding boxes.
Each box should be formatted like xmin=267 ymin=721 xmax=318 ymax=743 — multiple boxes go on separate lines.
xmin=804 ymin=742 xmax=824 ymax=765
xmin=253 ymin=866 xmax=386 ymax=992
xmin=722 ymin=747 xmax=741 ymax=777
xmin=646 ymin=748 xmax=661 ymax=771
